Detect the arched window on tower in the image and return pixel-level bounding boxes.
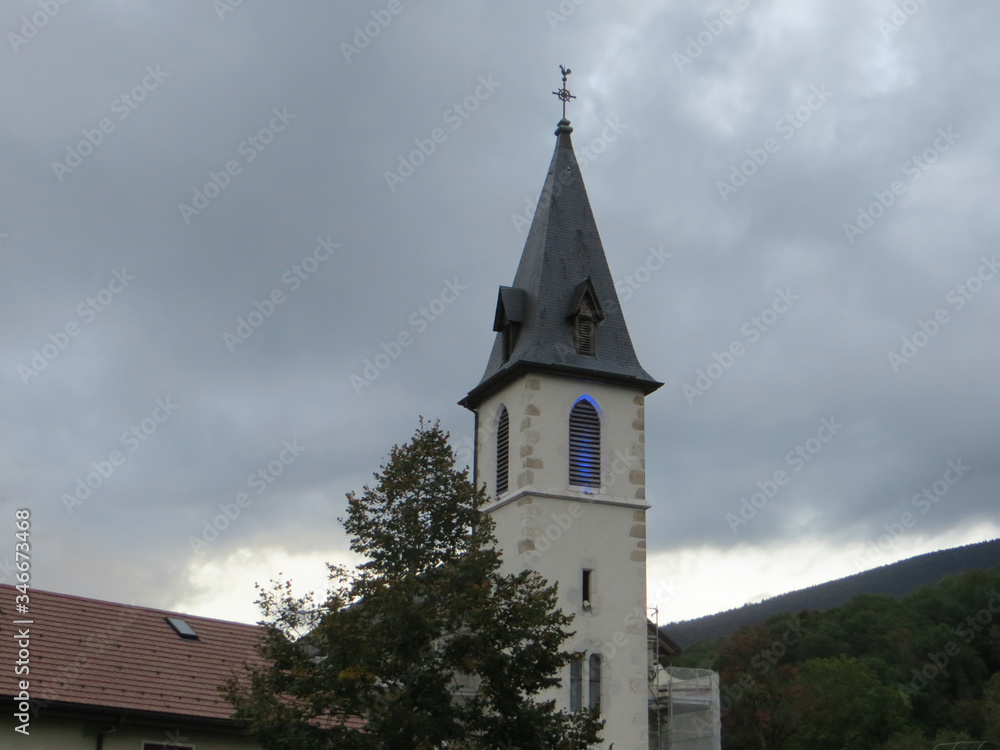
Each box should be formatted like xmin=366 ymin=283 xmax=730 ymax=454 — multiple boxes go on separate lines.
xmin=496 ymin=404 xmax=509 ymax=497
xmin=588 ymin=653 xmax=601 ymax=712
xmin=569 ymin=398 xmax=600 ymax=489
xmin=569 ymin=655 xmax=583 ymax=711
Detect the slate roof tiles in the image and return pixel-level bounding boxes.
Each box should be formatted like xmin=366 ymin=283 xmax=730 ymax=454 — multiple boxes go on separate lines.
xmin=462 ymin=119 xmax=661 ymax=408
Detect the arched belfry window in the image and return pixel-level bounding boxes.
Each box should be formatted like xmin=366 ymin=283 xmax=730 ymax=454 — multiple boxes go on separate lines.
xmin=569 ymin=399 xmax=600 ymax=488
xmin=496 ymin=405 xmax=509 ymax=497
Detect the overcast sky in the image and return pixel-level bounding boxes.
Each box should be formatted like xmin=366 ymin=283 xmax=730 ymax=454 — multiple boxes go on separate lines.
xmin=3 ymin=0 xmax=998 ymax=626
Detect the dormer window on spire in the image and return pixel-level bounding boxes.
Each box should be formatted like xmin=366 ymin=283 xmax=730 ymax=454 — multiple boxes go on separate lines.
xmin=493 ymin=287 xmax=526 ymax=365
xmin=567 ymin=278 xmax=605 ymax=357
xmin=502 ymin=320 xmax=518 ymax=362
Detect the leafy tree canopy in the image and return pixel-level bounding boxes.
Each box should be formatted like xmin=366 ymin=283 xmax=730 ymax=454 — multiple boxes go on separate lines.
xmin=673 ymin=564 xmax=1000 ymax=750
xmin=223 ymin=420 xmax=602 ymax=750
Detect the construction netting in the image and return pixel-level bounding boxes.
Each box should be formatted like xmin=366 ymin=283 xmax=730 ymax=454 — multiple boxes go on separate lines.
xmin=649 ymin=665 xmax=722 ymax=750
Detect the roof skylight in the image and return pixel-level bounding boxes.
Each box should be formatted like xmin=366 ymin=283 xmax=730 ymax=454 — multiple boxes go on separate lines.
xmin=164 ymin=616 xmax=199 ymax=640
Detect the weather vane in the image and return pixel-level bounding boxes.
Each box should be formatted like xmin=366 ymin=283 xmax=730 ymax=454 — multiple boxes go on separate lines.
xmin=552 ymin=65 xmax=576 ymax=119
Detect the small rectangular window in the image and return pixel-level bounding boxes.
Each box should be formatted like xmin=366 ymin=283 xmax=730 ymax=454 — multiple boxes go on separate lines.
xmin=582 ymin=569 xmax=592 ymax=606
xmin=569 ymin=655 xmax=583 ymax=711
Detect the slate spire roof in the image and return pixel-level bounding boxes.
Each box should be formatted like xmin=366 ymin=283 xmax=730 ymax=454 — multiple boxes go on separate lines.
xmin=461 ymin=118 xmax=662 ymax=409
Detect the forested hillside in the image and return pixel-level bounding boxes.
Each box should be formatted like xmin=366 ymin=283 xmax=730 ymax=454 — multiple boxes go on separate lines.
xmin=672 ymin=565 xmax=1000 ymax=750
xmin=664 ymin=538 xmax=1000 ymax=648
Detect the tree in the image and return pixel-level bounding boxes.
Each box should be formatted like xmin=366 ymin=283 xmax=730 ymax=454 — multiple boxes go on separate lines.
xmin=789 ymin=656 xmax=910 ymax=750
xmin=984 ymin=673 xmax=1000 ymax=743
xmin=222 ymin=420 xmax=603 ymax=749
xmin=876 ymin=726 xmax=933 ymax=750
xmin=713 ymin=622 xmax=802 ymax=750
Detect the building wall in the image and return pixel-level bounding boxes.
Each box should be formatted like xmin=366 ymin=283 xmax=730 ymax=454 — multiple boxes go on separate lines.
xmin=0 ymin=714 xmax=260 ymax=750
xmin=475 ymin=374 xmax=648 ymax=505
xmin=475 ymin=372 xmax=650 ymax=750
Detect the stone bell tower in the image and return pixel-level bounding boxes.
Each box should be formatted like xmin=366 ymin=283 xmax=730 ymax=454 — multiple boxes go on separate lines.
xmin=460 ymin=71 xmax=662 ymax=750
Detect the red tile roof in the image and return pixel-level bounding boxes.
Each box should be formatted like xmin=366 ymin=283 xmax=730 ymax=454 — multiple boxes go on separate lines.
xmin=0 ymin=584 xmax=264 ymax=722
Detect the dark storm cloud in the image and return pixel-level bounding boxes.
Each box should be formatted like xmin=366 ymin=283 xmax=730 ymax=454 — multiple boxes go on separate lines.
xmin=1 ymin=0 xmax=997 ymax=616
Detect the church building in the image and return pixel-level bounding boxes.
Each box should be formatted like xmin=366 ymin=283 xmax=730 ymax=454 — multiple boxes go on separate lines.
xmin=460 ymin=73 xmax=663 ymax=750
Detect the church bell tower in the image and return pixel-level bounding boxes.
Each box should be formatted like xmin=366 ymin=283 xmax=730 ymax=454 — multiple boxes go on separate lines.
xmin=460 ymin=70 xmax=662 ymax=750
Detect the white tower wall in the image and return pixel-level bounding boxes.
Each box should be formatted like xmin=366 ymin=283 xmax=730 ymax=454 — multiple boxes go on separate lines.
xmin=475 ymin=372 xmax=650 ymax=749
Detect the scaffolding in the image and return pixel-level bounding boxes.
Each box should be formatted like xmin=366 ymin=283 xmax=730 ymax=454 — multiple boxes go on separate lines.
xmin=648 ymin=607 xmax=722 ymax=750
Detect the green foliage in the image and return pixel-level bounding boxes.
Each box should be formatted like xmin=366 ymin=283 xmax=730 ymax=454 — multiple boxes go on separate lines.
xmin=713 ymin=621 xmax=803 ymax=750
xmin=679 ymin=565 xmax=1000 ymax=750
xmin=673 ymin=637 xmax=722 ymax=671
xmin=789 ymin=656 xmax=909 ymax=750
xmin=664 ymin=539 xmax=1000 ymax=649
xmin=984 ymin=673 xmax=1000 ymax=743
xmin=877 ymin=726 xmax=932 ymax=750
xmin=222 ymin=420 xmax=603 ymax=750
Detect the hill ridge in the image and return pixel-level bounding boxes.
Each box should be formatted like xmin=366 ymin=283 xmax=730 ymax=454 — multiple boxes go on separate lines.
xmin=662 ymin=537 xmax=1000 ymax=649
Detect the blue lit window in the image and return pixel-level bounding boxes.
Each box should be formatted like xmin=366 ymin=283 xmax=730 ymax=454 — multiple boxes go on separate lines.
xmin=569 ymin=399 xmax=600 ymax=488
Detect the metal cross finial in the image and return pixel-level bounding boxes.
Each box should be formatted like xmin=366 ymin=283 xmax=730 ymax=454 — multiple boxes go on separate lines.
xmin=552 ymin=65 xmax=576 ymax=119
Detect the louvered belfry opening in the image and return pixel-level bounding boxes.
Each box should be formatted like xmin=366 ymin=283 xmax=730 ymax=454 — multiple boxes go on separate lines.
xmin=574 ymin=296 xmax=596 ymax=355
xmin=496 ymin=405 xmax=509 ymax=496
xmin=569 ymin=399 xmax=600 ymax=488
xmin=575 ymin=316 xmax=594 ymax=355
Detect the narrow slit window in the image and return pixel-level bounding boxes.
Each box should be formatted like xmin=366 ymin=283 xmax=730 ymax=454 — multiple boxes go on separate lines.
xmin=582 ymin=569 xmax=592 ymax=606
xmin=496 ymin=405 xmax=509 ymax=497
xmin=569 ymin=400 xmax=600 ymax=488
xmin=570 ymin=655 xmax=583 ymax=711
xmin=588 ymin=653 xmax=601 ymax=712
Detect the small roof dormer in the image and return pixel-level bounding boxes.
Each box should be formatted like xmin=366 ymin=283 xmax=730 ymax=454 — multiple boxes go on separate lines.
xmin=566 ymin=277 xmax=604 ymax=323
xmin=566 ymin=277 xmax=604 ymax=357
xmin=493 ymin=286 xmax=527 ymax=364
